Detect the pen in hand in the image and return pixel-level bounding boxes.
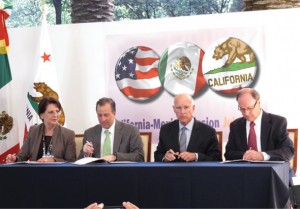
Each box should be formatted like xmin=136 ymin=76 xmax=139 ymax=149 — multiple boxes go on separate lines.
xmin=84 ymin=141 xmax=94 ymax=157
xmin=243 ymin=147 xmax=253 ymax=160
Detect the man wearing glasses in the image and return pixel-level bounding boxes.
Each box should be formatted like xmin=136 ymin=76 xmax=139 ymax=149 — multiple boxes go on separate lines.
xmin=154 ymin=93 xmax=221 ymax=162
xmin=225 ymin=88 xmax=294 ymax=165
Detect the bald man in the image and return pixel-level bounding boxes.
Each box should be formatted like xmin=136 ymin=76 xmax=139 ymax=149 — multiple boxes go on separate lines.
xmin=154 ymin=94 xmax=221 ymax=162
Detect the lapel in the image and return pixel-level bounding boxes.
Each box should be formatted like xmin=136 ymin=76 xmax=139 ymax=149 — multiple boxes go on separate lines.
xmin=113 ymin=120 xmax=122 ymax=153
xmin=238 ymin=118 xmax=249 ymax=150
xmin=260 ymin=111 xmax=271 ymax=151
xmin=51 ymin=124 xmax=60 ymax=145
xmin=95 ymin=125 xmax=102 ymax=157
xmin=173 ymin=121 xmax=180 ymax=151
xmin=33 ymin=124 xmax=45 ymax=160
xmin=186 ymin=119 xmax=199 ymax=150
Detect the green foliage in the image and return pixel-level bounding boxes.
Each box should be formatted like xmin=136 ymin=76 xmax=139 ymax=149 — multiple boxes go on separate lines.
xmin=229 ymin=0 xmax=244 ymax=12
xmin=5 ymin=0 xmax=71 ymax=28
xmin=5 ymin=0 xmax=241 ymax=28
xmin=114 ymin=0 xmax=240 ymax=21
xmin=2 ymin=0 xmax=13 ymax=7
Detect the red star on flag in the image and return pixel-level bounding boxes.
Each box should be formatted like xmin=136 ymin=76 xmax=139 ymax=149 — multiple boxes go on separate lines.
xmin=41 ymin=52 xmax=51 ymax=62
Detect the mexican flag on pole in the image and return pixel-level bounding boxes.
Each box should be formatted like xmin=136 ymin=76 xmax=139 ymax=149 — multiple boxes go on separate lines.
xmin=0 ymin=5 xmax=19 ymax=163
xmin=0 ymin=5 xmax=12 ymax=88
xmin=24 ymin=12 xmax=65 ymax=140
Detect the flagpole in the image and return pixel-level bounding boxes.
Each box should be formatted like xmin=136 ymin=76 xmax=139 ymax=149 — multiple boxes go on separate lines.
xmin=42 ymin=0 xmax=45 ymax=14
xmin=41 ymin=0 xmax=47 ymax=22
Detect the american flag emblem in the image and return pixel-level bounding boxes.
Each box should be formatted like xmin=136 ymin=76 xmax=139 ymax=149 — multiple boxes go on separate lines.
xmin=115 ymin=46 xmax=161 ymax=100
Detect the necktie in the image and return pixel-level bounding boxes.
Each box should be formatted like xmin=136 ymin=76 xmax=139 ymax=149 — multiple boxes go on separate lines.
xmin=179 ymin=127 xmax=187 ymax=152
xmin=248 ymin=122 xmax=257 ymax=151
xmin=102 ymin=130 xmax=111 ymax=156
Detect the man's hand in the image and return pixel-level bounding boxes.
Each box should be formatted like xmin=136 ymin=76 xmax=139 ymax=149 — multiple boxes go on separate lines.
xmin=243 ymin=150 xmax=264 ymax=161
xmin=178 ymin=151 xmax=196 ymax=162
xmin=164 ymin=149 xmax=179 ymax=162
xmin=83 ymin=141 xmax=94 ymax=157
xmin=101 ymin=154 xmax=117 ymax=162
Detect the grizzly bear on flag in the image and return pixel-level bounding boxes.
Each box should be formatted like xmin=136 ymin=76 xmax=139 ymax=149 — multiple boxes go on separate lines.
xmin=212 ymin=37 xmax=256 ymax=68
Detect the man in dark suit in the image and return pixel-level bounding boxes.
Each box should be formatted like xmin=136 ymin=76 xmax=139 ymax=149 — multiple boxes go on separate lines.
xmin=78 ymin=97 xmax=144 ymax=162
xmin=225 ymin=88 xmax=294 ymax=164
xmin=154 ymin=93 xmax=221 ymax=162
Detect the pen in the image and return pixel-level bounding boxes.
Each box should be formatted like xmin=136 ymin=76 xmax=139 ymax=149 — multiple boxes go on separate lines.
xmin=85 ymin=141 xmax=93 ymax=157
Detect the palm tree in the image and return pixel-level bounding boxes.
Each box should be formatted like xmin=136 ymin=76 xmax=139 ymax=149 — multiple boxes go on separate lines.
xmin=243 ymin=0 xmax=299 ymax=11
xmin=71 ymin=0 xmax=114 ymax=23
xmin=53 ymin=0 xmax=62 ymax=24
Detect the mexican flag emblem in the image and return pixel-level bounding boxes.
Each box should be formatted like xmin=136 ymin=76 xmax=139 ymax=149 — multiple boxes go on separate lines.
xmin=158 ymin=42 xmax=206 ymax=96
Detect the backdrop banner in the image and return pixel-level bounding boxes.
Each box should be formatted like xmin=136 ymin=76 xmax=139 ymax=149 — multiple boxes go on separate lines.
xmin=5 ymin=8 xmax=300 ymax=162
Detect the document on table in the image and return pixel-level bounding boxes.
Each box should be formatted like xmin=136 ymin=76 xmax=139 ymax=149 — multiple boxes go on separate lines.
xmin=221 ymin=159 xmax=285 ymax=163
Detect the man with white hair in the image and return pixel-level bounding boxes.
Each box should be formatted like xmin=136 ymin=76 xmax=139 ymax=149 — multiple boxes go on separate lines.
xmin=154 ymin=93 xmax=221 ymax=162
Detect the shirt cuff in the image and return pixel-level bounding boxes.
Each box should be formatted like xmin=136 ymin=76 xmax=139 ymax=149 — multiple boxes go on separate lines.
xmin=262 ymin=152 xmax=270 ymax=161
xmin=195 ymin=153 xmax=198 ymax=161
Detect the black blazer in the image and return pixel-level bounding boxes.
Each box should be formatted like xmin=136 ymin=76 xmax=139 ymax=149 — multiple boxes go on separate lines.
xmin=225 ymin=111 xmax=295 ymax=161
xmin=154 ymin=118 xmax=222 ymax=162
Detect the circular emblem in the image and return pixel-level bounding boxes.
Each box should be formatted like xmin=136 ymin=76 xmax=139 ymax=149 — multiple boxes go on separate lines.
xmin=202 ymin=37 xmax=257 ymax=94
xmin=115 ymin=46 xmax=161 ymax=101
xmin=0 ymin=111 xmax=13 ymax=140
xmin=170 ymin=56 xmax=193 ymax=80
xmin=158 ymin=42 xmax=206 ymax=96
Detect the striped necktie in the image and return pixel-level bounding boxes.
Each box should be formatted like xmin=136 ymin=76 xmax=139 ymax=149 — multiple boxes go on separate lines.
xmin=179 ymin=127 xmax=187 ymax=152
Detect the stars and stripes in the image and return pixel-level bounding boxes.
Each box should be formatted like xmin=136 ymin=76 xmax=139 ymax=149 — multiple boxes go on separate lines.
xmin=115 ymin=46 xmax=161 ymax=100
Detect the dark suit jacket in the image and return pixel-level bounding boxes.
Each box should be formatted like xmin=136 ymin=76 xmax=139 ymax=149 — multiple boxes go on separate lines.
xmin=78 ymin=120 xmax=144 ymax=162
xmin=225 ymin=111 xmax=295 ymax=161
xmin=17 ymin=123 xmax=76 ymax=162
xmin=154 ymin=118 xmax=222 ymax=162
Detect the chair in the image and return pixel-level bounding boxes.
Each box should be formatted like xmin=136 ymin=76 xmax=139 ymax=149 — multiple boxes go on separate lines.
xmin=216 ymin=131 xmax=223 ymax=157
xmin=288 ymin=129 xmax=298 ymax=174
xmin=140 ymin=132 xmax=152 ymax=162
xmin=290 ymin=185 xmax=300 ymax=208
xmin=75 ymin=134 xmax=84 ymax=158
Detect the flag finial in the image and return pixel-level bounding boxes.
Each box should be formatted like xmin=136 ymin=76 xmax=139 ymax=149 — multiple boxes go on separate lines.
xmin=41 ymin=0 xmax=48 ymax=20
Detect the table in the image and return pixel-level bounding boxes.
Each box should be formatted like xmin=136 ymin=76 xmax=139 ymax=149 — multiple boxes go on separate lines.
xmin=0 ymin=162 xmax=290 ymax=208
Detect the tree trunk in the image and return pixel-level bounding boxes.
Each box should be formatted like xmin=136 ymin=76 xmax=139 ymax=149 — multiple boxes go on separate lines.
xmin=243 ymin=0 xmax=300 ymax=11
xmin=71 ymin=0 xmax=114 ymax=23
xmin=53 ymin=0 xmax=62 ymax=24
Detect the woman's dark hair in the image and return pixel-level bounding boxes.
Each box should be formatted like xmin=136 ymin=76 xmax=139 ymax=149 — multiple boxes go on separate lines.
xmin=38 ymin=96 xmax=62 ymax=116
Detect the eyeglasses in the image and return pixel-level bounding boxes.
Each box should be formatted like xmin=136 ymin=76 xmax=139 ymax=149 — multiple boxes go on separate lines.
xmin=174 ymin=106 xmax=192 ymax=112
xmin=238 ymin=100 xmax=258 ymax=112
xmin=46 ymin=110 xmax=61 ymax=115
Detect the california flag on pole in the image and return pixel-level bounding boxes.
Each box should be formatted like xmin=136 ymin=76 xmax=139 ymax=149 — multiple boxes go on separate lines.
xmin=0 ymin=5 xmax=19 ymax=163
xmin=24 ymin=13 xmax=65 ymax=140
xmin=158 ymin=42 xmax=206 ymax=96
